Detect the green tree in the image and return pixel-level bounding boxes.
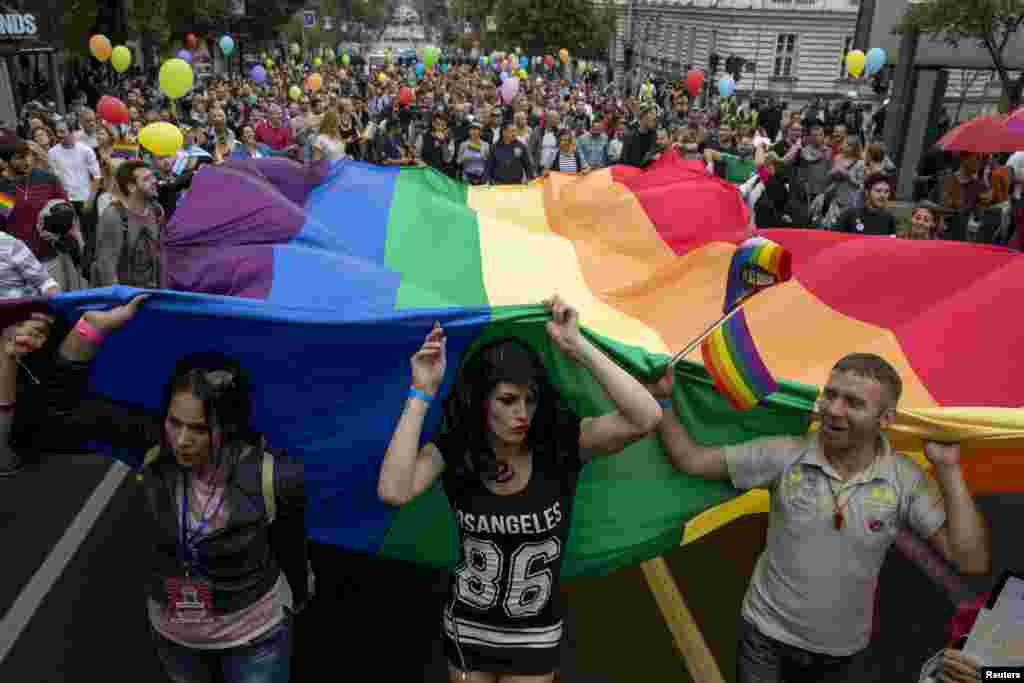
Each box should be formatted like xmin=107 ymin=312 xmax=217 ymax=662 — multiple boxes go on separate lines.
xmin=897 ymin=0 xmax=1024 ymax=110
xmin=450 ymin=0 xmax=615 ymax=54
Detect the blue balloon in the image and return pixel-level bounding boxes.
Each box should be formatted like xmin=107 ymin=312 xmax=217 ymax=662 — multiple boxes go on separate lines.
xmin=250 ymin=65 xmax=266 ymax=84
xmin=220 ymin=35 xmax=234 ymax=56
xmin=500 ymin=71 xmax=508 ymax=82
xmin=415 ymin=63 xmax=425 ymax=76
xmin=865 ymin=47 xmax=887 ymax=76
xmin=718 ymin=76 xmax=736 ymax=98
xmin=177 ymin=49 xmax=192 ymax=64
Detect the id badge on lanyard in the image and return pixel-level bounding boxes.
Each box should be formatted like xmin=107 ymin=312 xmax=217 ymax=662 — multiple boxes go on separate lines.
xmin=165 ymin=473 xmax=224 ymax=624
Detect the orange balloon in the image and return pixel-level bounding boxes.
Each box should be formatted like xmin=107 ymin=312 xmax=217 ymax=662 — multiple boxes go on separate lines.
xmin=306 ymin=73 xmax=322 ymax=92
xmin=90 ymin=35 xmax=112 ymax=62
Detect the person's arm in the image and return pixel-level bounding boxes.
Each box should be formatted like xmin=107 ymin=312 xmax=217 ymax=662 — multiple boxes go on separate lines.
xmin=921 ymin=443 xmax=991 ymax=575
xmin=91 ymin=206 xmax=124 ymax=287
xmin=310 ymin=136 xmax=323 ymax=163
xmin=543 ymin=296 xmax=662 ymax=459
xmin=645 ymin=365 xmax=729 ymax=478
xmin=6 ymin=235 xmax=59 ymax=295
xmin=377 ymin=323 xmax=448 ymax=506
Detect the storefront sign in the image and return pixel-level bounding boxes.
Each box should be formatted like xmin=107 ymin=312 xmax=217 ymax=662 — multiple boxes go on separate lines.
xmin=0 ymin=12 xmax=37 ymax=39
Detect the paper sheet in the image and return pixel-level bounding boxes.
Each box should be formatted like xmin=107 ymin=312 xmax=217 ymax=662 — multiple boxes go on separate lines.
xmin=963 ymin=608 xmax=1024 ymax=666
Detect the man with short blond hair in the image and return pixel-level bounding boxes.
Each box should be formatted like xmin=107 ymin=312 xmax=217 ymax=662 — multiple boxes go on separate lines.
xmin=648 ymin=352 xmax=990 ymax=683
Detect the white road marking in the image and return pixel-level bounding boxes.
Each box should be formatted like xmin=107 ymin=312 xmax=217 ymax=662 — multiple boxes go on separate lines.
xmin=0 ymin=461 xmax=130 ymax=663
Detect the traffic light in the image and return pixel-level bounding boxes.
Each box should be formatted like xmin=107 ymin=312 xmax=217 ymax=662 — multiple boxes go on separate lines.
xmin=709 ymin=52 xmax=720 ymax=73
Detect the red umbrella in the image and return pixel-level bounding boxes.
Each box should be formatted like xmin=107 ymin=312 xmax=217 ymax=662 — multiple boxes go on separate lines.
xmin=938 ymin=114 xmax=1024 ymax=153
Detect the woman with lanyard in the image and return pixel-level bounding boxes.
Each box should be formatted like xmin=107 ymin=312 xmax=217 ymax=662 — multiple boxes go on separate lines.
xmin=0 ymin=297 xmax=305 ymax=683
xmin=377 ymin=296 xmax=662 ymax=683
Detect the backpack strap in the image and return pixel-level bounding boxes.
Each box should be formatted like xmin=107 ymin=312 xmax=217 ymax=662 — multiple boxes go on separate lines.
xmin=143 ymin=445 xmax=161 ymax=468
xmin=262 ymin=450 xmax=276 ymax=524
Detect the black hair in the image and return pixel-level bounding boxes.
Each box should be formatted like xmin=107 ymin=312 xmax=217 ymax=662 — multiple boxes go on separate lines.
xmin=437 ymin=337 xmax=573 ymax=482
xmin=158 ymin=352 xmax=256 ymax=468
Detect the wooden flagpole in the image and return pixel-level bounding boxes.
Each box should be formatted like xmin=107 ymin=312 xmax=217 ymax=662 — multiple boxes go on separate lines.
xmin=641 ymin=557 xmax=725 ymax=683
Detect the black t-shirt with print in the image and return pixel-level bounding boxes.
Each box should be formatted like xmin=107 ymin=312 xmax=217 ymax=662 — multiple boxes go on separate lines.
xmin=432 ymin=410 xmax=583 ymax=664
xmin=836 ymin=207 xmax=898 ymax=236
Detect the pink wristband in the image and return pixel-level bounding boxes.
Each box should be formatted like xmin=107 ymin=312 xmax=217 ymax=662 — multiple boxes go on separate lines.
xmin=75 ymin=317 xmax=106 ymax=344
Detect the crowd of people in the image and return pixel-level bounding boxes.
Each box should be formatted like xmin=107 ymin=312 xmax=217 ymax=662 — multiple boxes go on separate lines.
xmin=3 ymin=56 xmax=1024 ymax=304
xmin=0 ymin=51 xmax=1012 ymax=683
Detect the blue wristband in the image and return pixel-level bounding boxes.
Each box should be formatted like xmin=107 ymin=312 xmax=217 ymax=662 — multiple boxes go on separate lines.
xmin=658 ymin=398 xmax=674 ymax=410
xmin=409 ymin=386 xmax=434 ymax=404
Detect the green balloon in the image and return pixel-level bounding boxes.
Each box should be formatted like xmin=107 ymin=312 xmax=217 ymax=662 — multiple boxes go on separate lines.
xmin=342 ymin=53 xmax=350 ymax=65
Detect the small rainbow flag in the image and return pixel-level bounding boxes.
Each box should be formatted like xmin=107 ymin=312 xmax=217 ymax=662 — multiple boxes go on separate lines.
xmin=111 ymin=143 xmax=140 ymax=160
xmin=701 ymin=308 xmax=778 ymax=411
xmin=724 ymin=236 xmax=792 ymax=312
xmin=0 ymin=192 xmax=13 ymax=210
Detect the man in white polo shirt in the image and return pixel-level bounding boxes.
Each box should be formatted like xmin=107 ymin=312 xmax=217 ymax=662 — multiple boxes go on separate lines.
xmin=648 ymin=353 xmax=991 ymax=683
xmin=47 ymin=121 xmax=100 ymax=272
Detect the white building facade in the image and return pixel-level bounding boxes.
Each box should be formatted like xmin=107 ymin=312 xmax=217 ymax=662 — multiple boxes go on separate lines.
xmin=610 ymin=0 xmax=867 ymax=105
xmin=608 ymin=0 xmax=1011 ymax=112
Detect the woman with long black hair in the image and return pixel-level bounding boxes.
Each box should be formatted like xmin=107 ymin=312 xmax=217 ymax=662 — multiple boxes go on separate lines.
xmin=0 ymin=298 xmax=305 ymax=683
xmin=377 ymin=296 xmax=663 ymax=683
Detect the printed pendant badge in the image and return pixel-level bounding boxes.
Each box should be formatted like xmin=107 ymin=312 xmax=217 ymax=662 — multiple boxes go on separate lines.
xmin=165 ymin=575 xmax=214 ymax=624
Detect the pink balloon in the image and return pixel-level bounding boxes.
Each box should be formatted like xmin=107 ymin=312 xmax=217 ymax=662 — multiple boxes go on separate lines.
xmin=500 ymin=77 xmax=519 ymax=103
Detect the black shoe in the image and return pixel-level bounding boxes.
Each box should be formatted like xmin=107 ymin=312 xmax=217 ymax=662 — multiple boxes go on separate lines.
xmin=0 ymin=448 xmax=23 ymax=477
xmin=0 ymin=461 xmax=23 ymax=478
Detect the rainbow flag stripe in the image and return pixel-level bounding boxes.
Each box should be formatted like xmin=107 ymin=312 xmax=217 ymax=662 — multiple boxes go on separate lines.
xmin=40 ymin=154 xmax=1024 ymax=580
xmin=111 ymin=143 xmax=140 ymax=160
xmin=724 ymin=236 xmax=793 ymax=312
xmin=701 ymin=309 xmax=778 ymax=411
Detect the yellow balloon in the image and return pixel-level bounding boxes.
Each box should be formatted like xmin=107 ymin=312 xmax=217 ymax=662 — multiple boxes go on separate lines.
xmin=159 ymin=58 xmax=193 ymax=99
xmin=377 ymin=73 xmax=387 ymax=83
xmin=111 ymin=46 xmax=132 ymax=74
xmin=289 ymin=85 xmax=302 ymax=101
xmin=313 ymin=57 xmax=322 ymax=67
xmin=139 ymin=122 xmax=183 ymax=157
xmin=846 ymin=49 xmax=866 ymax=78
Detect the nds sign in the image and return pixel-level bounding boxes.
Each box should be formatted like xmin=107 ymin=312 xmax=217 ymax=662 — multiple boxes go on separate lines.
xmin=0 ymin=12 xmax=37 ymax=39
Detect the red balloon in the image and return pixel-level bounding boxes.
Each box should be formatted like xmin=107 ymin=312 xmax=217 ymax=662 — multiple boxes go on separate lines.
xmin=544 ymin=55 xmax=554 ymax=66
xmin=398 ymin=86 xmax=414 ymax=106
xmin=185 ymin=33 xmax=198 ymax=49
xmin=96 ymin=95 xmax=129 ymax=125
xmin=686 ymin=69 xmax=705 ymax=97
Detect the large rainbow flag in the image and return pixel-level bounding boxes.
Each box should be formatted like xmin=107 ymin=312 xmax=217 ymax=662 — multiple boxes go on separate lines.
xmin=47 ymin=154 xmax=1024 ymax=578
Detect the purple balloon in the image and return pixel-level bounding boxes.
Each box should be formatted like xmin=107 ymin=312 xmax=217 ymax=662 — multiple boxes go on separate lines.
xmin=177 ymin=49 xmax=192 ymax=64
xmin=251 ymin=65 xmax=267 ymax=84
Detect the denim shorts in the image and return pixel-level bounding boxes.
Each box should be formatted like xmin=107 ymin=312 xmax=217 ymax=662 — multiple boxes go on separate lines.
xmin=151 ymin=613 xmax=293 ymax=683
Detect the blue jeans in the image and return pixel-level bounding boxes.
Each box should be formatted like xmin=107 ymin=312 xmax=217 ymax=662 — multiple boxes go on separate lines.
xmin=736 ymin=618 xmax=868 ymax=683
xmin=151 ymin=613 xmax=293 ymax=683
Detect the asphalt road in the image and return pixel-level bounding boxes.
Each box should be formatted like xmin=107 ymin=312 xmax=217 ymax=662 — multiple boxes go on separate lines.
xmin=0 ymin=452 xmax=1017 ymax=683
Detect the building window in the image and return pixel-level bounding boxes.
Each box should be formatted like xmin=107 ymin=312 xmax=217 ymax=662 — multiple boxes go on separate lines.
xmin=839 ymin=35 xmax=853 ymax=78
xmin=774 ymin=33 xmax=797 ymax=78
